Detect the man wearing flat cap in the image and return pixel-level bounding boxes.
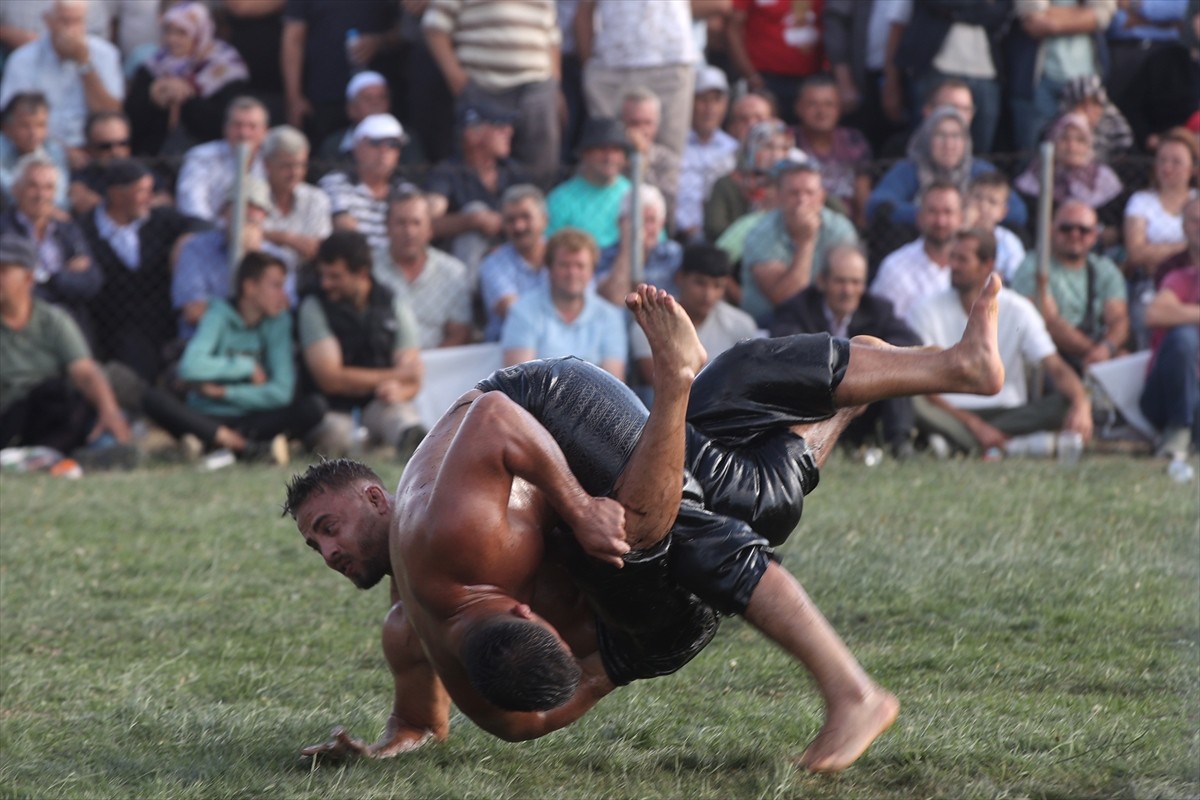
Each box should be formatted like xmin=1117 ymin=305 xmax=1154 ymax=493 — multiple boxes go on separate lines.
xmin=81 ymin=158 xmax=208 ymax=384
xmin=0 ymin=233 xmax=133 ymax=463
xmin=546 ymin=117 xmax=632 ymax=250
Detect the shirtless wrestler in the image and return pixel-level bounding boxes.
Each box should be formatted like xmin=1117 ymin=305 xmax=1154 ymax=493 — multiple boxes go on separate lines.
xmin=284 ymin=276 xmax=1005 ymax=773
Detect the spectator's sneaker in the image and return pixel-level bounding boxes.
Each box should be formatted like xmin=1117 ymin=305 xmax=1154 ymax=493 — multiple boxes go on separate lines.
xmin=395 ymin=425 xmax=428 ymax=464
xmin=1155 ymin=427 xmax=1192 ymax=459
xmin=890 ymin=440 xmax=915 ymax=462
xmin=72 ymin=442 xmax=140 ymax=471
xmin=179 ymin=434 xmax=205 ymax=463
xmin=239 ymin=434 xmax=290 ymax=466
xmin=926 ymin=433 xmax=952 ymax=460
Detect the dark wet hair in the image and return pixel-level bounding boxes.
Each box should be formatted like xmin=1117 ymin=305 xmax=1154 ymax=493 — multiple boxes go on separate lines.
xmin=317 ymin=230 xmax=373 ymax=274
xmin=233 ymin=250 xmax=286 ymax=302
xmin=282 ymin=458 xmax=384 ymax=519
xmin=462 ymin=618 xmax=581 ymax=711
xmin=679 ymin=244 xmax=733 ymax=278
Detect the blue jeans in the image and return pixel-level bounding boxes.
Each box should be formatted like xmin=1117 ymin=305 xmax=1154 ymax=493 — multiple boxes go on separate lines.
xmin=914 ymin=70 xmax=1002 ymax=155
xmin=1010 ymin=75 xmax=1066 ymax=152
xmin=1140 ymin=325 xmax=1200 ymax=439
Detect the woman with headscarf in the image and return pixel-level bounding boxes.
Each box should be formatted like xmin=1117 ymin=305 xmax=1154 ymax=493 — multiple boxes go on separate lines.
xmin=126 ymin=2 xmax=252 ymax=156
xmin=867 ymin=106 xmax=1027 ymax=231
xmin=1015 ymin=112 xmax=1124 ymax=227
xmin=703 ymin=119 xmax=791 ymax=243
xmin=1054 ymin=75 xmax=1133 ymax=164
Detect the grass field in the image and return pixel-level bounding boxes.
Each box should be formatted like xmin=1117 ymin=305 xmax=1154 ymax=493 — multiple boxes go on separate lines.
xmin=1 ymin=454 xmax=1197 ymax=800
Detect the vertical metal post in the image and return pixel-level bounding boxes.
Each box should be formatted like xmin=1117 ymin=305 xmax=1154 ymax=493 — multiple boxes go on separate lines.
xmin=1032 ymin=141 xmax=1055 ymax=398
xmin=228 ymin=142 xmax=250 ymax=277
xmin=629 ymin=150 xmax=644 ymax=285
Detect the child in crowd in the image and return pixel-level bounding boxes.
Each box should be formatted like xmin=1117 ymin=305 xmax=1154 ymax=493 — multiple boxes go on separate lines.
xmin=965 ymin=171 xmax=1026 ymax=285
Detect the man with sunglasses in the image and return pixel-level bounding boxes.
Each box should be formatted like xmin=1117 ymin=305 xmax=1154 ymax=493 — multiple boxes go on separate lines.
xmin=1012 ymin=200 xmax=1129 ymax=373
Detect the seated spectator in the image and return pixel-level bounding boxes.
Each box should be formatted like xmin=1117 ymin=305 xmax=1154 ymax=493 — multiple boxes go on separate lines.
xmin=1139 ymin=197 xmax=1199 ymax=458
xmin=596 ymin=184 xmax=682 ymax=306
xmin=1124 ymin=127 xmax=1198 ymax=277
xmin=868 ymin=106 xmax=1027 ymax=235
xmin=1014 ymin=113 xmax=1124 ymax=228
xmin=501 ymin=227 xmax=627 ymax=380
xmin=965 ymin=171 xmax=1027 ymax=284
xmin=772 ymin=243 xmax=921 ymax=459
xmin=172 ymin=177 xmax=284 ymax=340
xmin=0 ymin=233 xmax=134 ymax=467
xmin=371 ymin=190 xmax=473 ymax=350
xmin=425 ymin=101 xmax=530 ymax=282
xmin=0 ymin=0 xmax=124 ymax=154
xmin=704 ymin=119 xmax=790 ymax=244
xmin=81 ymin=159 xmax=209 ymax=384
xmin=877 ymin=76 xmax=977 ymax=160
xmin=1013 ymin=201 xmax=1129 ymax=372
xmin=175 ymin=95 xmax=269 ymax=222
xmin=478 ymin=184 xmax=550 ymax=342
xmin=260 ymin=125 xmax=331 ymax=286
xmin=620 ymin=87 xmax=681 ymax=229
xmin=871 ymin=181 xmax=965 ymax=322
xmin=315 ymin=71 xmax=393 ymax=167
xmin=69 ymin=110 xmax=158 ymax=218
xmin=910 ymin=227 xmax=1093 ymax=458
xmin=546 ymin=117 xmax=632 ymax=250
xmin=675 ymin=66 xmax=737 ymax=243
xmin=125 ymin=2 xmax=251 ymax=157
xmin=739 ymin=160 xmax=859 ymax=326
xmin=1 ymin=92 xmax=70 ymax=208
xmin=142 ymin=251 xmax=323 ymax=465
xmin=0 ymin=154 xmax=99 ymax=340
xmin=1055 ymin=74 xmax=1133 ymax=163
xmin=791 ymin=73 xmax=873 ymax=228
xmin=630 ymin=243 xmax=757 ymax=401
xmin=318 ymin=113 xmax=415 ymax=252
xmin=724 ymin=89 xmax=775 ymax=144
xmin=299 ymin=230 xmax=425 ymax=460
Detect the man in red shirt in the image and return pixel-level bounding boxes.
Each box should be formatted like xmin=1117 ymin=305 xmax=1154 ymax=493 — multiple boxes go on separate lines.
xmin=728 ymin=0 xmax=824 ymax=125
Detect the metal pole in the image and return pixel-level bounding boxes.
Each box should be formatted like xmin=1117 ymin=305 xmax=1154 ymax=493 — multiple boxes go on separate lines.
xmin=228 ymin=141 xmax=250 ymax=277
xmin=1032 ymin=140 xmax=1055 ymax=398
xmin=629 ymin=150 xmax=644 ymax=286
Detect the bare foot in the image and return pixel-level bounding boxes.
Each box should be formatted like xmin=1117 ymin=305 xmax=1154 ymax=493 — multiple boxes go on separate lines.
xmin=796 ymin=686 xmax=900 ymax=774
xmin=951 ymin=273 xmax=1004 ymax=396
xmin=790 ymin=406 xmax=865 ymax=468
xmin=626 ymin=284 xmax=707 ymax=389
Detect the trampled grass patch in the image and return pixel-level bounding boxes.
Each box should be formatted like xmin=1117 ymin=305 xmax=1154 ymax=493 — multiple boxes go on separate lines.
xmin=1 ymin=455 xmax=1197 ymax=799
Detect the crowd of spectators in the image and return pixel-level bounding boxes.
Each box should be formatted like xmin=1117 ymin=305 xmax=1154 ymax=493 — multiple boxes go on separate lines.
xmin=1 ymin=0 xmax=1197 ymax=474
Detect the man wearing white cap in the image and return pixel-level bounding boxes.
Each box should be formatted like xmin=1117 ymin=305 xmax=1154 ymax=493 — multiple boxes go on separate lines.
xmin=317 ymin=113 xmax=416 ymax=252
xmin=675 ymin=65 xmax=738 ymax=242
xmin=316 ymin=71 xmax=393 ymax=166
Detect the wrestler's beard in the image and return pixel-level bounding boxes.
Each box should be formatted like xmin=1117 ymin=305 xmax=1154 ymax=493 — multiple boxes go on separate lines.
xmin=350 ymin=562 xmax=388 ymax=591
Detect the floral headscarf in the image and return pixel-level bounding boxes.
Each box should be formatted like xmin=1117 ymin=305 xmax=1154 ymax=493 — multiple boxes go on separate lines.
xmin=146 ymin=2 xmax=249 ymax=98
xmin=1015 ymin=112 xmax=1123 ymax=208
xmin=906 ymin=106 xmax=973 ymax=197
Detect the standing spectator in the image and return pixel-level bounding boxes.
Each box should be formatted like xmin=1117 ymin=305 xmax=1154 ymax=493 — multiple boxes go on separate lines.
xmin=725 ymin=90 xmax=775 ymax=143
xmin=1008 ymin=0 xmax=1117 ymax=152
xmin=479 ymin=184 xmax=550 ymax=342
xmin=1139 ymin=195 xmax=1199 ymax=458
xmin=0 ymin=155 xmax=99 ymax=339
xmin=318 ymin=113 xmax=415 ymax=252
xmin=676 ymin=65 xmax=738 ymax=243
xmin=1055 ymin=74 xmax=1133 ymax=162
xmin=596 ymin=184 xmax=682 ymax=306
xmin=619 ymin=87 xmax=681 ymax=228
xmin=314 ymin=71 xmax=392 ymax=167
xmin=371 ymin=191 xmax=474 ymax=350
xmin=0 ymin=0 xmax=123 ymax=153
xmin=501 ymin=227 xmax=627 ymax=379
xmin=1011 ymin=201 xmax=1129 ymax=372
xmin=423 ymin=0 xmax=562 ymax=185
xmin=704 ymin=119 xmax=790 ymax=243
xmin=81 ymin=159 xmax=209 ymax=384
xmin=0 ymin=233 xmax=133 ymax=464
xmin=142 ymin=251 xmax=324 ymax=465
xmin=281 ymin=0 xmax=402 ymax=148
xmin=726 ymin=0 xmax=824 ymax=126
xmin=216 ymin=0 xmax=287 ymax=121
xmin=1014 ymin=112 xmax=1124 ymax=227
xmin=400 ymin=0 xmax=455 ymax=166
xmin=868 ymin=107 xmax=1027 ymax=235
xmin=772 ymin=243 xmax=921 ymax=459
xmin=576 ymin=0 xmax=699 ymax=157
xmin=791 ymin=74 xmax=872 ymax=228
xmin=739 ymin=160 xmax=859 ymax=325
xmin=1105 ymin=0 xmax=1189 ymax=104
xmin=172 ymin=178 xmax=284 ymax=341
xmin=299 ymin=230 xmax=425 ymax=459
xmin=125 ymin=2 xmax=252 ymax=157
xmin=630 ymin=243 xmax=756 ymax=391
xmin=0 ymin=0 xmax=110 ymax=53
xmin=557 ymin=0 xmax=587 ymax=162
xmin=894 ymin=0 xmax=1010 ymax=154
xmin=175 ymin=96 xmax=269 ymax=223
xmin=910 ymin=227 xmax=1093 ymax=457
xmin=545 ymin=117 xmax=632 ymax=250
xmin=1 ymin=93 xmax=70 ymax=209
xmin=871 ymin=181 xmax=964 ymax=322
xmin=260 ymin=125 xmax=331 ymax=284
xmin=964 ymin=171 xmax=1027 ymax=284
xmin=425 ymin=101 xmax=531 ymax=281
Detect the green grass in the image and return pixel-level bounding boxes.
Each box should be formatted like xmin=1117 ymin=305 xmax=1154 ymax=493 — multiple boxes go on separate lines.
xmin=1 ymin=455 xmax=1197 ymax=799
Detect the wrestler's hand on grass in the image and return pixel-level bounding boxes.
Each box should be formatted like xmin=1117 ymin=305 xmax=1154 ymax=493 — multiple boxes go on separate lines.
xmin=568 ymin=496 xmax=630 ymax=568
xmin=301 ymin=721 xmax=434 ymax=764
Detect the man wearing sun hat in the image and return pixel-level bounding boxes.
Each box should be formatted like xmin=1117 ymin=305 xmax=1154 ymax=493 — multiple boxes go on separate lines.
xmin=318 ymin=113 xmax=417 ymax=252
xmin=545 ymin=117 xmax=632 ymax=250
